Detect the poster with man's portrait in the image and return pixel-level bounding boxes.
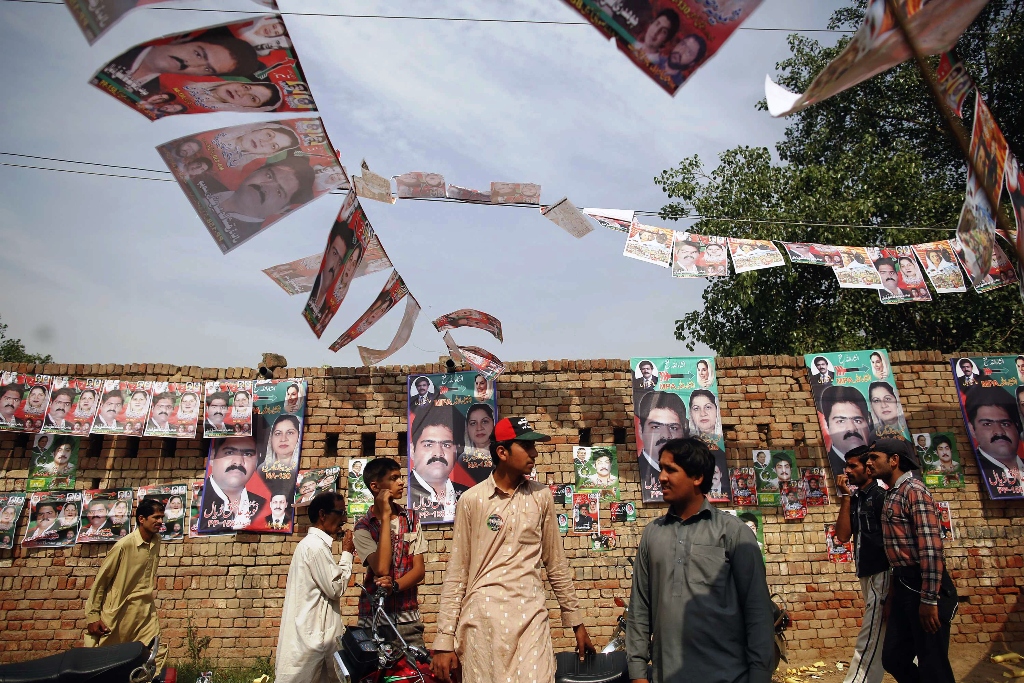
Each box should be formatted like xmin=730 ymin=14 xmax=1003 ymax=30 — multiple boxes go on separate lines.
xmin=953 ymin=237 xmax=1017 ymax=294
xmin=89 ymin=380 xmax=147 ymax=437
xmin=573 ymin=446 xmax=620 ymax=501
xmin=723 ymin=508 xmax=765 ymax=562
xmin=824 ymin=523 xmax=854 ymax=563
xmin=936 ymin=52 xmax=973 ymax=118
xmin=869 ymin=246 xmax=931 ymax=304
xmin=780 ymin=242 xmax=841 ymax=266
xmin=203 ymin=380 xmax=254 ymax=438
xmin=609 ymin=501 xmax=637 ymax=522
xmin=77 ymin=489 xmax=133 ymax=544
xmin=0 ymin=372 xmax=52 ymax=434
xmin=157 ymin=118 xmax=343 ymax=254
xmin=23 ymin=491 xmax=82 ymax=549
xmin=917 ymin=432 xmax=964 ymax=489
xmin=911 ymin=240 xmax=967 ymax=293
xmin=951 ymin=355 xmax=1024 ymax=500
xmin=346 ymin=461 xmax=372 ymax=518
xmin=729 ymin=467 xmax=757 ymax=507
xmin=0 ymin=493 xmax=26 ymax=550
xmin=802 ymin=467 xmax=829 ymax=506
xmin=935 ymin=501 xmax=956 ymax=540
xmin=138 ymin=483 xmax=188 ymax=541
xmin=406 ymin=371 xmax=499 ymax=524
xmin=296 ymin=466 xmax=341 ymax=509
xmin=40 ymin=377 xmax=96 ymax=435
xmin=805 ymin=349 xmax=910 ymax=480
xmin=329 ymin=271 xmax=409 ymax=352
xmin=396 ymin=172 xmax=447 ymax=199
xmin=572 ymin=492 xmax=600 ymax=535
xmin=727 ymin=238 xmax=786 ymax=273
xmin=144 ymin=381 xmax=203 ymax=439
xmin=752 ymin=449 xmax=795 ymax=507
xmin=671 ymin=233 xmax=729 ymax=278
xmin=831 ymin=247 xmax=884 ymax=289
xmin=90 ymin=16 xmax=316 ymax=120
xmin=490 ymin=182 xmax=540 ymax=205
xmin=623 ymin=223 xmax=673 ymax=267
xmin=631 ymin=357 xmax=725 ymax=503
xmin=27 ymin=434 xmax=80 ymax=492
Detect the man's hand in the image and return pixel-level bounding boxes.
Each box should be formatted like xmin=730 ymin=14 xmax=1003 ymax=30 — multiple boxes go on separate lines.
xmin=432 ymin=651 xmax=460 ymax=683
xmin=836 ymin=474 xmax=852 ymax=497
xmin=919 ymin=603 xmax=941 ymax=634
xmin=574 ymin=624 xmax=596 ymax=661
xmin=373 ymin=487 xmax=393 ymax=519
xmin=375 ymin=575 xmax=395 ymax=591
xmin=341 ymin=529 xmax=355 ymax=554
xmin=87 ymin=620 xmax=110 ymax=637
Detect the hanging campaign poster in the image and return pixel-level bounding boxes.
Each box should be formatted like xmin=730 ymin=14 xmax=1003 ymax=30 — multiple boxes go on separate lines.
xmin=564 ymin=0 xmax=763 ymax=96
xmin=765 ymin=0 xmax=989 ymax=117
xmin=806 ymin=350 xmax=909 ymax=479
xmin=91 ymin=16 xmax=316 ymax=119
xmin=969 ymin=92 xmax=1008 ymax=209
xmin=158 ymin=118 xmax=342 ymax=254
xmin=583 ymin=208 xmax=634 ymax=233
xmin=752 ymin=449 xmax=795 ymax=507
xmin=359 ymin=298 xmax=421 ymax=366
xmin=729 ymin=467 xmax=757 ymax=507
xmin=1008 ymin=154 xmax=1024 ymax=264
xmin=623 ymin=223 xmax=674 ymax=267
xmin=572 ymin=492 xmax=600 ymax=534
xmin=831 ymin=247 xmax=884 ymax=289
xmin=0 ymin=373 xmax=52 ymax=434
xmin=803 ymin=467 xmax=830 ymax=507
xmin=329 ymin=271 xmax=409 ymax=352
xmin=953 ymin=238 xmax=1017 ymax=294
xmin=541 ymin=198 xmax=595 ymax=239
xmin=672 ymin=233 xmax=729 ymax=278
xmin=591 ymin=529 xmax=616 ymax=551
xmin=27 ymin=435 xmax=80 ymax=492
xmin=353 ymin=160 xmax=395 ymax=204
xmin=202 ymin=380 xmax=253 ymax=438
xmin=296 ymin=466 xmax=341 ymax=508
xmin=951 ymin=355 xmax=1024 ymax=500
xmin=395 ymin=172 xmax=447 ymax=199
xmin=870 ymin=247 xmax=932 ymax=303
xmin=23 ymin=491 xmax=82 ymax=549
xmin=0 ymin=493 xmax=26 ymax=550
xmin=77 ymin=489 xmax=133 ymax=543
xmin=936 ymin=52 xmax=974 ymax=118
xmin=137 ymin=483 xmax=187 ymax=541
xmin=64 ymin=0 xmax=174 ymax=45
xmin=914 ymin=432 xmax=964 ymax=489
xmin=457 ymin=346 xmax=506 ymax=381
xmin=724 ymin=509 xmax=765 ymax=561
xmin=912 ymin=240 xmax=967 ymax=293
xmin=407 ymin=371 xmax=498 ymax=524
xmin=955 ymin=177 xmax=999 ymax=287
xmin=824 ymin=523 xmax=854 ymax=563
xmin=264 ymin=252 xmax=324 ymax=296
xmin=432 ymin=309 xmax=504 ymax=343
xmin=936 ymin=501 xmax=956 ymax=540
xmin=346 ymin=460 xmax=372 ymax=518
xmin=447 ymin=185 xmax=491 ymax=203
xmin=631 ymin=356 xmax=724 ymax=503
xmin=727 ymin=238 xmax=786 ymax=273
xmin=609 ymin=501 xmax=637 ymax=523
xmin=143 ymin=381 xmax=202 ymax=438
xmin=490 ymin=182 xmax=540 ymax=205
xmin=573 ymin=446 xmax=620 ymax=501
xmin=781 ymin=242 xmax=843 ymax=266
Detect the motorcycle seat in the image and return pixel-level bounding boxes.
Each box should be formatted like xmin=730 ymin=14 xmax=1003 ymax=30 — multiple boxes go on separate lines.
xmin=555 ymin=651 xmax=628 ymax=683
xmin=0 ymin=641 xmax=146 ymax=683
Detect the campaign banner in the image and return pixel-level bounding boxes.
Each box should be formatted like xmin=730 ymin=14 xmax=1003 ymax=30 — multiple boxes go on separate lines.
xmin=564 ymin=0 xmax=763 ymax=96
xmin=407 ymin=371 xmax=498 ymax=524
xmin=550 ymin=482 xmax=573 ymax=506
xmin=446 ymin=185 xmax=491 ymax=203
xmin=729 ymin=467 xmax=757 ymax=507
xmin=869 ymin=246 xmax=931 ymax=304
xmin=355 ymin=234 xmax=394 ymax=279
xmin=1008 ymin=155 xmax=1024 ymax=268
xmin=955 ymin=179 xmax=998 ymax=287
xmin=831 ymin=246 xmax=884 ymax=289
xmin=396 ymin=172 xmax=447 ymax=199
xmin=803 ymin=467 xmax=830 ymax=506
xmin=353 ymin=160 xmax=396 ymax=204
xmin=23 ymin=490 xmax=82 ymax=549
xmin=951 ymin=355 xmax=1024 ymax=500
xmin=541 ymin=198 xmax=595 ymax=239
xmin=90 ymin=16 xmax=316 ymax=119
xmin=359 ymin=298 xmax=421 ymax=366
xmin=590 ymin=529 xmax=616 ymax=551
xmin=914 ymin=431 xmax=964 ymax=489
xmin=302 ymin=192 xmax=374 ymax=338
xmin=572 ymin=492 xmax=600 ymax=535
xmin=781 ymin=479 xmax=806 ymax=520
xmin=936 ymin=501 xmax=956 ymax=540
xmin=329 ymin=271 xmax=409 ymax=352
xmin=87 ymin=380 xmax=144 ymax=436
xmin=631 ymin=356 xmax=724 ymax=503
xmin=0 ymin=493 xmax=26 ymax=550
xmin=39 ymin=377 xmax=85 ymax=435
xmin=27 ymin=435 xmax=80 ymax=492
xmin=144 ymin=381 xmax=203 ymax=438
xmin=824 ymin=523 xmax=854 ymax=563
xmin=936 ymin=52 xmax=974 ymax=118
xmin=202 ymin=380 xmax=253 ymax=438
xmin=912 ymin=240 xmax=967 ymax=293
xmin=345 ymin=461 xmax=372 ymax=518
xmin=457 ymin=346 xmax=506 ymax=381
xmin=158 ymin=118 xmax=342 ymax=254
xmin=953 ymin=238 xmax=1017 ymax=294
xmin=727 ymin=238 xmax=786 ymax=273
xmin=805 ymin=349 xmax=910 ymax=480
xmin=264 ymin=252 xmax=323 ymax=296
xmin=573 ymin=446 xmax=620 ymax=501
xmin=751 ymin=449 xmax=795 ymax=507
xmin=781 ymin=242 xmax=843 ymax=267
xmin=557 ymin=512 xmax=569 ymax=534
xmin=295 ymin=466 xmax=341 ymax=508
xmin=78 ymin=489 xmax=133 ymax=543
xmin=623 ymin=223 xmax=674 ymax=268
xmin=582 ymin=208 xmax=634 ymax=233
xmin=64 ymin=0 xmax=172 ymax=45
xmin=672 ymin=233 xmax=729 ymax=278
xmin=765 ymin=0 xmax=989 ymax=117
xmin=432 ymin=309 xmax=504 ymax=343
xmin=137 ymin=483 xmax=188 ymax=541
xmin=969 ymin=92 xmax=1008 ymax=210
xmin=0 ymin=373 xmax=52 ymax=434
xmin=609 ymin=501 xmax=637 ymax=522
xmin=490 ymin=182 xmax=540 ymax=205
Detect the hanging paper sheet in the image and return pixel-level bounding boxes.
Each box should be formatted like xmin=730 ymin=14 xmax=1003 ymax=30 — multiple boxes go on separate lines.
xmin=541 ymin=198 xmax=595 ymax=239
xmin=623 ymin=223 xmax=674 ymax=267
xmin=781 ymin=242 xmax=842 ymax=266
xmin=953 ymin=238 xmax=1017 ymax=293
xmin=353 ymin=160 xmax=396 ymax=204
xmin=64 ymin=0 xmax=176 ymax=45
xmin=329 ymin=271 xmax=409 ymax=352
xmin=490 ymin=182 xmax=540 ymax=204
xmin=869 ymin=246 xmax=931 ymax=303
xmin=831 ymin=246 xmax=884 ymax=289
xmin=911 ymin=240 xmax=966 ymax=293
xmin=583 ymin=208 xmax=634 ymax=233
xmin=447 ymin=185 xmax=491 ymax=203
xmin=672 ymin=233 xmax=729 ymax=278
xmin=727 ymin=238 xmax=786 ymax=273
xmin=432 ymin=309 xmax=503 ymax=343
xmin=396 ymin=172 xmax=447 ymax=199
xmin=359 ymin=297 xmax=421 ymax=366
xmin=936 ymin=52 xmax=974 ymax=117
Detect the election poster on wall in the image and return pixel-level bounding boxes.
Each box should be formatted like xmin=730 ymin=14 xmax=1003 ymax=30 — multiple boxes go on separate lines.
xmin=0 ymin=493 xmax=26 ymax=550
xmin=729 ymin=467 xmax=757 ymax=506
xmin=346 ymin=460 xmax=372 ymax=517
xmin=914 ymin=432 xmax=964 ymax=489
xmin=573 ymin=446 xmax=620 ymax=501
xmin=805 ymin=349 xmax=910 ymax=480
xmin=0 ymin=372 xmax=52 ymax=434
xmin=203 ymin=380 xmax=253 ymax=438
xmin=609 ymin=501 xmax=637 ymax=523
xmin=77 ymin=489 xmax=133 ymax=543
xmin=951 ymin=355 xmax=1024 ymax=500
xmin=572 ymin=492 xmax=600 ymax=535
xmin=296 ymin=466 xmax=341 ymax=508
xmin=91 ymin=16 xmax=316 ymax=119
xmin=158 ymin=118 xmax=343 ymax=254
xmin=824 ymin=523 xmax=854 ymax=563
xmin=144 ymin=382 xmax=203 ymax=438
xmin=936 ymin=501 xmax=956 ymax=540
xmin=41 ymin=377 xmax=97 ymax=435
xmin=23 ymin=491 xmax=81 ymax=549
xmin=27 ymin=434 xmax=80 ymax=492
xmin=631 ymin=356 xmax=724 ymax=503
xmin=89 ymin=379 xmax=152 ymax=436
xmin=407 ymin=371 xmax=498 ymax=524
xmin=751 ymin=449 xmax=796 ymax=507
xmin=138 ymin=483 xmax=188 ymax=541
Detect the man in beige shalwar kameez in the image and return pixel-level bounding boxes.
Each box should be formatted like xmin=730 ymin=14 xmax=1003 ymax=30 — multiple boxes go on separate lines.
xmin=432 ymin=417 xmax=594 ymax=683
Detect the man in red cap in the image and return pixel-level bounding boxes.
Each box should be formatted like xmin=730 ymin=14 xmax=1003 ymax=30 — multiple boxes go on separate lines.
xmin=864 ymin=439 xmax=957 ymax=683
xmin=432 ymin=417 xmax=595 ymax=683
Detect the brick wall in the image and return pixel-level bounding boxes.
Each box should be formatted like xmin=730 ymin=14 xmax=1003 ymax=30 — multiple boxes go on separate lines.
xmin=0 ymin=352 xmax=1021 ymax=666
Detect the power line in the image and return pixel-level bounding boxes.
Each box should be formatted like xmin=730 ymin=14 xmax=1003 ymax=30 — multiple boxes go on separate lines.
xmin=0 ymin=0 xmax=854 ymax=32
xmin=0 ymin=161 xmax=176 ymax=182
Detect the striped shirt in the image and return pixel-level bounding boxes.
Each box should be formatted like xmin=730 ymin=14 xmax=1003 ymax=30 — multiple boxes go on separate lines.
xmin=881 ymin=471 xmax=945 ymax=604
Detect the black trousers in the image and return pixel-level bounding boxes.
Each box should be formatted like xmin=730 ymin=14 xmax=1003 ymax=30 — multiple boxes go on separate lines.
xmin=881 ymin=567 xmax=957 ymax=683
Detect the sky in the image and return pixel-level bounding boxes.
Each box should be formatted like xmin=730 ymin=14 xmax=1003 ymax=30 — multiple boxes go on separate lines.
xmin=0 ymin=0 xmax=845 ymax=369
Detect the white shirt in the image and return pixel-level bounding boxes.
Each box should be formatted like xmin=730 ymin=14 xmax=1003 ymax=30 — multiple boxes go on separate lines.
xmin=207 ymin=477 xmax=255 ymax=530
xmin=412 ymin=470 xmax=457 ymax=519
xmin=275 ymin=527 xmax=353 ymax=683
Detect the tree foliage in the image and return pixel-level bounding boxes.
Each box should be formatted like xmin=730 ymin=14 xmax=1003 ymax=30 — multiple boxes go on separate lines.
xmin=658 ymin=0 xmax=1024 ymax=356
xmin=0 ymin=316 xmax=52 ymax=365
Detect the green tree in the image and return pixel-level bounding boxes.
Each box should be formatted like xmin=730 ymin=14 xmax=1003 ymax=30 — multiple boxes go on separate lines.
xmin=658 ymin=0 xmax=1023 ymax=356
xmin=0 ymin=316 xmax=52 ymax=364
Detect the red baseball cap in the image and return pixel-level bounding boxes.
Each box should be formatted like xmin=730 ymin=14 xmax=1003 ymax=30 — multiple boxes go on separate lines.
xmin=493 ymin=417 xmax=551 ymax=442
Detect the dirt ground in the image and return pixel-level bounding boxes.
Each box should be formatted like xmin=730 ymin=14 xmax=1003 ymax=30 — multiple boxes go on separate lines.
xmin=776 ymin=642 xmax=1024 ymax=683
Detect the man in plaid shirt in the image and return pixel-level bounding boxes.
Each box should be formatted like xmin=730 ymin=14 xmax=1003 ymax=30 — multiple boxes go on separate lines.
xmin=865 ymin=439 xmax=957 ymax=683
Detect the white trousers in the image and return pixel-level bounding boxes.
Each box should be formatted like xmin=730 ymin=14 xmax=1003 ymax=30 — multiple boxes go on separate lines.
xmin=843 ymin=570 xmax=890 ymax=683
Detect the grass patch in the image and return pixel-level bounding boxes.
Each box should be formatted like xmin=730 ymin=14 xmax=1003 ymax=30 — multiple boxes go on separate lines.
xmin=172 ymin=657 xmax=273 ymax=683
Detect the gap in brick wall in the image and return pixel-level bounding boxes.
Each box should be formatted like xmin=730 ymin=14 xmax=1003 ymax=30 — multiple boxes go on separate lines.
xmin=361 ymin=433 xmax=376 ymax=458
xmin=161 ymin=439 xmax=176 ymax=459
xmin=758 ymin=423 xmax=770 ymax=447
xmin=13 ymin=433 xmax=28 ymax=453
xmin=613 ymin=427 xmax=626 ymax=444
xmin=325 ymin=433 xmax=339 ymax=459
xmin=397 ymin=431 xmax=407 ymax=458
xmin=125 ymin=438 xmax=139 ymax=459
xmin=86 ymin=435 xmax=104 ymax=459
xmin=577 ymin=427 xmax=592 ymax=446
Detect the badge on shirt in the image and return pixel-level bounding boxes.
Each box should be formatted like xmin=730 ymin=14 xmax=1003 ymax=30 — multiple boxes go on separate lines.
xmin=487 ymin=513 xmax=503 ymax=531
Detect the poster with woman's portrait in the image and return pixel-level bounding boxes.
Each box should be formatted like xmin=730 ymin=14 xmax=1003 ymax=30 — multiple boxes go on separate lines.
xmin=0 ymin=372 xmax=52 ymax=434
xmin=89 ymin=379 xmax=152 ymax=437
xmin=137 ymin=483 xmax=188 ymax=542
xmin=824 ymin=523 xmax=854 ymax=563
xmin=911 ymin=240 xmax=967 ymax=293
xmin=203 ymin=380 xmax=254 ymax=438
xmin=671 ymin=233 xmax=729 ymax=278
xmin=0 ymin=493 xmax=26 ymax=550
xmin=77 ymin=489 xmax=133 ymax=544
xmin=144 ymin=381 xmax=203 ymax=439
xmin=41 ymin=377 xmax=102 ymax=436
xmin=23 ymin=491 xmax=82 ymax=549
xmin=27 ymin=434 xmax=80 ymax=492
xmin=406 ymin=371 xmax=498 ymax=524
